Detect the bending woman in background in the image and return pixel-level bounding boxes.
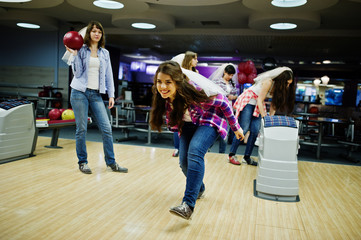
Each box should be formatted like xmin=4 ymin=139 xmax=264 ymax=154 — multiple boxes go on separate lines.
xmin=150 ymin=61 xmax=244 ymax=220
xmin=65 ymin=20 xmax=128 ymax=174
xmin=228 ymin=67 xmax=296 ymax=166
xmin=209 ymin=64 xmax=239 ymax=153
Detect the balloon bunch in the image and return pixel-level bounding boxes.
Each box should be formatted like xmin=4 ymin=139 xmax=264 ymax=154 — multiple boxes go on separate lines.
xmin=237 ymin=60 xmax=257 ymax=85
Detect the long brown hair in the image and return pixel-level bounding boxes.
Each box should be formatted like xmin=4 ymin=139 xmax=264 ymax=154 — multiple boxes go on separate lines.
xmin=182 ymin=51 xmax=197 ymax=72
xmin=83 ymin=20 xmax=105 ymax=48
xmin=271 ymin=70 xmax=296 ymax=114
xmin=150 ymin=61 xmax=210 ymax=132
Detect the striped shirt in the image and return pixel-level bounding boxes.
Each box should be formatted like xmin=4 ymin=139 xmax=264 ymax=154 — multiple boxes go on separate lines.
xmin=210 ymin=77 xmax=238 ymax=97
xmin=165 ymin=82 xmax=241 ymax=140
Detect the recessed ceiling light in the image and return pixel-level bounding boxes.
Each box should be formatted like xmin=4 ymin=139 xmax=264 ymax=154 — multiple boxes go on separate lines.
xmin=271 ymin=0 xmax=307 ymax=8
xmin=0 ymin=0 xmax=31 ymax=2
xmin=123 ymin=53 xmax=149 ymax=59
xmin=17 ymin=23 xmax=40 ymax=29
xmin=270 ymin=23 xmax=297 ymax=30
xmin=93 ymin=0 xmax=124 ymax=10
xmin=142 ymin=59 xmax=163 ymax=64
xmin=131 ymin=23 xmax=156 ymax=29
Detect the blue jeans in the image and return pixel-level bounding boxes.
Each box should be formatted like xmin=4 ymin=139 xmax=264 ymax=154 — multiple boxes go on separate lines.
xmin=173 ymin=132 xmax=179 ymax=149
xmin=179 ymin=123 xmax=217 ymax=209
xmin=217 ymin=127 xmax=233 ymax=153
xmin=230 ymin=104 xmax=261 ymax=157
xmin=219 ymin=137 xmax=226 ymax=153
xmin=70 ymin=88 xmax=115 ymax=166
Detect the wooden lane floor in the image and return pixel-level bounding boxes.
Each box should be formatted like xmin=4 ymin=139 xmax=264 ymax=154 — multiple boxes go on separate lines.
xmin=0 ymin=137 xmax=360 ymax=239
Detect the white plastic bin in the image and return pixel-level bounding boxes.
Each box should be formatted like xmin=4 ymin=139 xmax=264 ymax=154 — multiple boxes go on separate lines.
xmin=254 ymin=115 xmax=300 ymax=202
xmin=0 ymin=100 xmax=37 ymax=163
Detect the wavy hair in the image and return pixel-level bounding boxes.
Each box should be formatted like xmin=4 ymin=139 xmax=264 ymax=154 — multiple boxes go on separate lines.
xmin=150 ymin=61 xmax=210 ymax=133
xmin=83 ymin=20 xmax=105 ymax=48
xmin=182 ymin=51 xmax=198 ymax=72
xmin=270 ymin=70 xmax=296 ymax=114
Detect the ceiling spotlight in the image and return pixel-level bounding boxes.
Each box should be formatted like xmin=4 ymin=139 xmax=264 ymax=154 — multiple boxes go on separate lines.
xmin=270 ymin=23 xmax=297 ymax=30
xmin=131 ymin=23 xmax=156 ymax=29
xmin=93 ymin=0 xmax=124 ymax=10
xmin=0 ymin=0 xmax=31 ymax=2
xmin=271 ymin=0 xmax=307 ymax=8
xmin=17 ymin=23 xmax=40 ymax=29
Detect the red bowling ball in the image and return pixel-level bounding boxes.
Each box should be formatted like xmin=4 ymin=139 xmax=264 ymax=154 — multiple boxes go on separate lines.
xmin=48 ymin=108 xmax=62 ymax=120
xmin=63 ymin=31 xmax=84 ymax=50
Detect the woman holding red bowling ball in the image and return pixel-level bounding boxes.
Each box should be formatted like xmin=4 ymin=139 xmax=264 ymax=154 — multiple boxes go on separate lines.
xmin=65 ymin=21 xmax=128 ymax=175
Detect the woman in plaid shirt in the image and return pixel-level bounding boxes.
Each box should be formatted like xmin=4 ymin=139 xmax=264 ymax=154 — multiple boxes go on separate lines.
xmin=229 ymin=67 xmax=295 ymax=166
xmin=150 ymin=61 xmax=244 ymax=220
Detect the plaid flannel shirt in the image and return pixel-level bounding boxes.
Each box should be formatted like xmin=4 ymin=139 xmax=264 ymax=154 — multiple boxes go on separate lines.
xmin=165 ymin=82 xmax=241 ymax=140
xmin=233 ymin=88 xmax=266 ymax=118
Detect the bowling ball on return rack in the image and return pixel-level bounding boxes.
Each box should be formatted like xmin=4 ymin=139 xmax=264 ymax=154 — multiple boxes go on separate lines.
xmin=61 ymin=109 xmax=75 ymax=120
xmin=48 ymin=108 xmax=61 ymax=120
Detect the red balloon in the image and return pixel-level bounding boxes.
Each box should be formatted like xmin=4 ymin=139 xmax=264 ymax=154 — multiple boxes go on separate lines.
xmin=238 ymin=62 xmax=246 ymax=73
xmin=238 ymin=72 xmax=247 ymax=84
xmin=251 ymin=66 xmax=257 ymax=74
xmin=63 ymin=31 xmax=84 ymax=50
xmin=48 ymin=108 xmax=62 ymax=120
xmin=244 ymin=60 xmax=256 ymax=75
xmin=247 ymin=73 xmax=257 ymax=84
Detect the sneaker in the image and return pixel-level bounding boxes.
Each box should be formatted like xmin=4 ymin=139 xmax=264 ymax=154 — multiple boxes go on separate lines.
xmin=169 ymin=202 xmax=193 ymax=220
xmin=244 ymin=157 xmax=258 ymax=166
xmin=79 ymin=163 xmax=92 ymax=174
xmin=229 ymin=155 xmax=241 ymax=165
xmin=108 ymin=162 xmax=128 ymax=173
xmin=197 ymin=190 xmax=205 ymax=199
xmin=172 ymin=149 xmax=179 ymax=157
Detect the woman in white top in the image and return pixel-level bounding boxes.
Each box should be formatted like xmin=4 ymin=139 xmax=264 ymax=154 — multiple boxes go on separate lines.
xmin=66 ymin=21 xmax=127 ymax=174
xmin=229 ymin=67 xmax=296 ymax=165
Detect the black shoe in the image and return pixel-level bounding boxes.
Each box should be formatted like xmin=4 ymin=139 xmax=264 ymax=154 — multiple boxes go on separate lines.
xmin=244 ymin=157 xmax=258 ymax=166
xmin=169 ymin=202 xmax=193 ymax=220
xmin=79 ymin=163 xmax=92 ymax=174
xmin=108 ymin=162 xmax=128 ymax=173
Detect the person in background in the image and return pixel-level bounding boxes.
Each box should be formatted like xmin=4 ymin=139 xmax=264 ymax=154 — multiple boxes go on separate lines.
xmin=182 ymin=51 xmax=199 ymax=73
xmin=209 ymin=64 xmax=239 ymax=153
xmin=228 ymin=66 xmax=296 ymax=166
xmin=150 ymin=61 xmax=244 ymax=220
xmin=171 ymin=51 xmax=199 ymax=157
xmin=65 ymin=20 xmax=128 ymax=174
